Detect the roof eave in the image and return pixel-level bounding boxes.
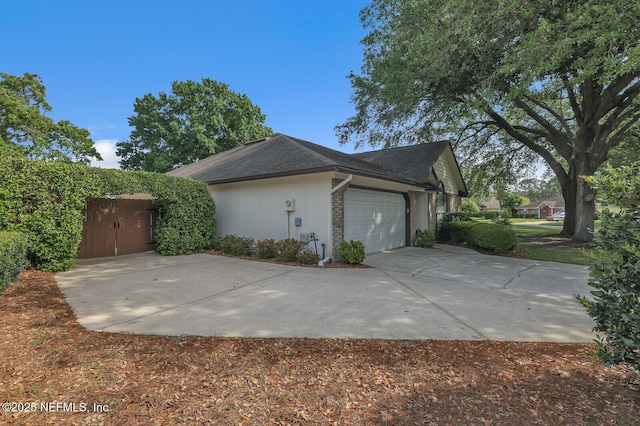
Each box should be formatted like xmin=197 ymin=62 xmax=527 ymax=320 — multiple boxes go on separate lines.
xmin=205 ymin=165 xmax=433 ymax=189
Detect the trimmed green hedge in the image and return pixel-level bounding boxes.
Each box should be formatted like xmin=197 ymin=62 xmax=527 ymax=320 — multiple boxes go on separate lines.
xmin=339 ymin=240 xmax=366 ymax=264
xmin=439 ymin=221 xmax=518 ymax=254
xmin=0 ymin=231 xmax=29 ymax=291
xmin=0 ymin=157 xmax=216 ymax=271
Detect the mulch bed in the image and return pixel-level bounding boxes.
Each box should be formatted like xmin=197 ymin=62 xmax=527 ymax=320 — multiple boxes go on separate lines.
xmin=1 ymin=270 xmax=638 ymax=425
xmin=206 ymin=250 xmax=371 ymax=268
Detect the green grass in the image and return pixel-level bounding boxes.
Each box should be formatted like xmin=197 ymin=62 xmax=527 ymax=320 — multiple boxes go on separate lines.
xmin=519 ymin=247 xmax=594 ymax=265
xmin=510 ymin=224 xmax=560 ymax=237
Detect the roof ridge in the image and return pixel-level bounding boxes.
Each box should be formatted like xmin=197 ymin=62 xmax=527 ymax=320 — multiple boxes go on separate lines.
xmin=284 ymin=135 xmax=338 ymax=167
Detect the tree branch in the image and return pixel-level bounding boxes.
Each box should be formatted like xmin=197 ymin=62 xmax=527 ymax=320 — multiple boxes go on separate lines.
xmin=562 ymin=75 xmax=583 ymax=124
xmin=475 ymin=94 xmax=567 ymax=185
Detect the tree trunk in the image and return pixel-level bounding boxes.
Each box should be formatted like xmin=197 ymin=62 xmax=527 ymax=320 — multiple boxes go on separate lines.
xmin=561 ymin=166 xmax=577 ymax=237
xmin=558 ymin=161 xmax=596 ymax=242
xmin=573 ymin=166 xmax=596 ymax=242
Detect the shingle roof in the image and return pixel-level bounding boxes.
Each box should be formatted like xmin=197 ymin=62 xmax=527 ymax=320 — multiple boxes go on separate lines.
xmin=168 ymin=133 xmax=455 ymax=188
xmin=517 ymin=196 xmax=565 ymax=210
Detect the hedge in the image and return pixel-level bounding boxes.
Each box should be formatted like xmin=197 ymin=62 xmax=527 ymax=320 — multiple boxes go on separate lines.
xmin=0 ymin=157 xmax=216 ymax=271
xmin=439 ymin=221 xmax=518 ymax=254
xmin=0 ymin=231 xmax=30 ymax=291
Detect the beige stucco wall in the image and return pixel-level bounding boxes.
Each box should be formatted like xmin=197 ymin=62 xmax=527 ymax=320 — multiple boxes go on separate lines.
xmin=209 ymin=173 xmax=333 ymax=255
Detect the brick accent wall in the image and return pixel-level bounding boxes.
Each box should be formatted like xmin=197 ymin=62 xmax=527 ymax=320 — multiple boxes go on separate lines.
xmin=331 ymin=178 xmax=349 ymax=262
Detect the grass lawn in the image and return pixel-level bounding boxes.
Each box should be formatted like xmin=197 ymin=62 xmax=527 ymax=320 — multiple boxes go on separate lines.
xmin=510 ymin=224 xmax=596 ymax=265
xmin=1 ymin=271 xmax=638 ymax=424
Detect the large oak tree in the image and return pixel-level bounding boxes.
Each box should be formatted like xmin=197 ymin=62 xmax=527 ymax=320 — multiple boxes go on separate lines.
xmin=117 ymin=78 xmax=272 ymax=173
xmin=0 ymin=72 xmax=100 ymax=164
xmin=336 ymin=0 xmax=640 ymax=241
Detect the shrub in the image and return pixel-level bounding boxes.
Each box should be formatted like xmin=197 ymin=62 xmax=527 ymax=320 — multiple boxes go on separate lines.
xmin=415 ymin=229 xmax=436 ymax=248
xmin=276 ymin=238 xmax=303 ymax=262
xmin=0 ymin=232 xmax=30 ymax=291
xmin=339 ymin=240 xmax=366 ymax=264
xmin=439 ymin=221 xmax=517 ymax=254
xmin=216 ymin=235 xmax=254 ymax=256
xmin=578 ymin=165 xmax=640 ymax=370
xmin=255 ymin=238 xmax=278 ymax=259
xmin=297 ymin=248 xmax=320 ymax=265
xmin=461 ymin=199 xmax=481 ymax=214
xmin=0 ymin=157 xmax=216 ymax=271
xmin=492 ymin=208 xmax=512 ymax=225
xmin=436 ymin=212 xmax=473 ymax=242
xmin=482 ymin=210 xmax=500 ymax=220
xmin=467 ymin=223 xmax=518 ymax=253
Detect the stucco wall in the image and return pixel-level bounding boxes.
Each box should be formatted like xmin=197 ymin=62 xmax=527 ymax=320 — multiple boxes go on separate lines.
xmin=209 ymin=174 xmax=332 ymax=255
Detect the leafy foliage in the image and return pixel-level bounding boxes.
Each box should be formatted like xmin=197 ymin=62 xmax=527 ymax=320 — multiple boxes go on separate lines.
xmin=0 ymin=232 xmax=29 ymax=291
xmin=0 ymin=157 xmax=216 ymax=271
xmin=117 ymin=78 xmax=272 ymax=172
xmin=215 ymin=235 xmax=255 ymax=256
xmin=439 ymin=220 xmax=518 ymax=254
xmin=0 ymin=72 xmax=100 ymax=164
xmin=255 ymin=238 xmax=278 ymax=259
xmin=297 ymin=248 xmax=321 ymax=265
xmin=338 ymin=240 xmax=366 ymax=265
xmin=415 ymin=229 xmax=436 ymax=248
xmin=275 ymin=238 xmax=304 ymax=262
xmin=461 ymin=199 xmax=481 ymax=214
xmin=338 ymin=0 xmax=640 ymax=242
xmin=579 ymin=165 xmax=640 ymax=369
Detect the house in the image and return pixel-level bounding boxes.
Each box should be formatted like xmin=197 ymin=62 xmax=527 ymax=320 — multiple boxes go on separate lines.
xmin=478 ymin=197 xmax=501 ymax=211
xmin=516 ymin=196 xmax=565 ymax=218
xmin=168 ymin=133 xmax=468 ymax=260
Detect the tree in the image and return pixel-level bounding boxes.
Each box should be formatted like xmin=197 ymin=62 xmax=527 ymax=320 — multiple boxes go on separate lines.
xmin=0 ymin=72 xmax=100 ymax=164
xmin=336 ymin=0 xmax=640 ymax=241
xmin=516 ymin=177 xmax=562 ymax=202
xmin=578 ymin=164 xmax=640 ymax=370
xmin=497 ymin=193 xmax=524 ymax=215
xmin=117 ymin=78 xmax=273 ymax=173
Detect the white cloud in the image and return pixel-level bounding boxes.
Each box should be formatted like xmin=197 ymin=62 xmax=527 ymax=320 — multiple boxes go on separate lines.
xmin=91 ymin=139 xmax=120 ymax=169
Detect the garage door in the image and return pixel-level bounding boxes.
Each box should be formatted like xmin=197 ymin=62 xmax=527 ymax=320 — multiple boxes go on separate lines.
xmin=344 ymin=188 xmax=407 ymax=254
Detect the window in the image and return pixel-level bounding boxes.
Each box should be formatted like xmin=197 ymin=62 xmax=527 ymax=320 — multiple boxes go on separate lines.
xmin=436 ymin=182 xmax=447 ymax=214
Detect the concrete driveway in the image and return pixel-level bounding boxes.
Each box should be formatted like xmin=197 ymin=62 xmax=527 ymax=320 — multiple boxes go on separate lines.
xmin=56 ymin=245 xmax=596 ymax=342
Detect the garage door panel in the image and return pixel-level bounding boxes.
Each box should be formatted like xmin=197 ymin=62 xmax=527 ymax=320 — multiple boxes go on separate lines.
xmin=344 ymin=188 xmax=406 ymax=254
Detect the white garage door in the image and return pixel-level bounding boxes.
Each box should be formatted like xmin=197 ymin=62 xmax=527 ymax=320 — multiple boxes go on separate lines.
xmin=344 ymin=188 xmax=406 ymax=254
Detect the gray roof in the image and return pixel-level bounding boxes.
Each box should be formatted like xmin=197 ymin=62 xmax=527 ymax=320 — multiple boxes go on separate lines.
xmin=168 ymin=133 xmax=457 ymax=189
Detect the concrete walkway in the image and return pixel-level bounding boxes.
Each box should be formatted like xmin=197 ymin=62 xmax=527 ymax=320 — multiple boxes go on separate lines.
xmin=56 ymin=245 xmax=596 ymax=342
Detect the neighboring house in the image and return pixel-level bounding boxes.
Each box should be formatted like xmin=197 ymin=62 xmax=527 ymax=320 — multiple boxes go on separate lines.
xmin=168 ymin=133 xmax=468 ymax=259
xmin=516 ymin=196 xmax=565 ymax=218
xmin=478 ymin=197 xmax=501 ymax=211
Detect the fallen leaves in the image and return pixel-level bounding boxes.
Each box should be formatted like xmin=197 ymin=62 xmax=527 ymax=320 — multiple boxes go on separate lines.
xmin=0 ymin=270 xmax=638 ymax=425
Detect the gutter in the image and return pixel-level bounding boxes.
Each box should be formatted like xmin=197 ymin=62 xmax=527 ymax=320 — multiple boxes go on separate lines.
xmin=330 ymin=174 xmax=353 ymax=193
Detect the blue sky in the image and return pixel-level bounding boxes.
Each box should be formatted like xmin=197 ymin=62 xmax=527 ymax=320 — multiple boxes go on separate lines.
xmin=3 ymin=0 xmax=370 ymax=168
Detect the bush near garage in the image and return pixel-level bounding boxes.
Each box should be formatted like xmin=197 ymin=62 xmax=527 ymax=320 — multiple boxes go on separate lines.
xmin=215 ymin=235 xmax=255 ymax=256
xmin=275 ymin=238 xmax=304 ymax=262
xmin=255 ymin=238 xmax=278 ymax=259
xmin=439 ymin=220 xmax=518 ymax=254
xmin=578 ymin=164 xmax=640 ymax=370
xmin=339 ymin=240 xmax=366 ymax=265
xmin=0 ymin=231 xmax=30 ymax=291
xmin=415 ymin=229 xmax=436 ymax=248
xmin=0 ymin=157 xmax=216 ymax=271
xmin=297 ymin=248 xmax=321 ymax=265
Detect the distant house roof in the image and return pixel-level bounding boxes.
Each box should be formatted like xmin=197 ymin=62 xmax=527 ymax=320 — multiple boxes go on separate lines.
xmin=168 ymin=133 xmax=468 ymax=194
xmin=517 ymin=196 xmax=565 ymax=210
xmin=479 ymin=197 xmax=501 ymax=210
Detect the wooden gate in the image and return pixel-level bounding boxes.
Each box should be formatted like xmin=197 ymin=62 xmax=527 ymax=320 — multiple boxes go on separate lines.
xmin=77 ymin=198 xmax=157 ymax=258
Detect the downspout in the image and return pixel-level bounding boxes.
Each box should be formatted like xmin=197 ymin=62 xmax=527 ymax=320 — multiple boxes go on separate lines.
xmin=319 ymin=174 xmax=353 ymax=267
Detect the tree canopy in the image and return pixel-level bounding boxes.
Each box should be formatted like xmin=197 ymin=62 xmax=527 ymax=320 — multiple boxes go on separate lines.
xmin=337 ymin=0 xmax=640 ymax=241
xmin=0 ymin=72 xmax=100 ymax=164
xmin=117 ymin=78 xmax=273 ymax=173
